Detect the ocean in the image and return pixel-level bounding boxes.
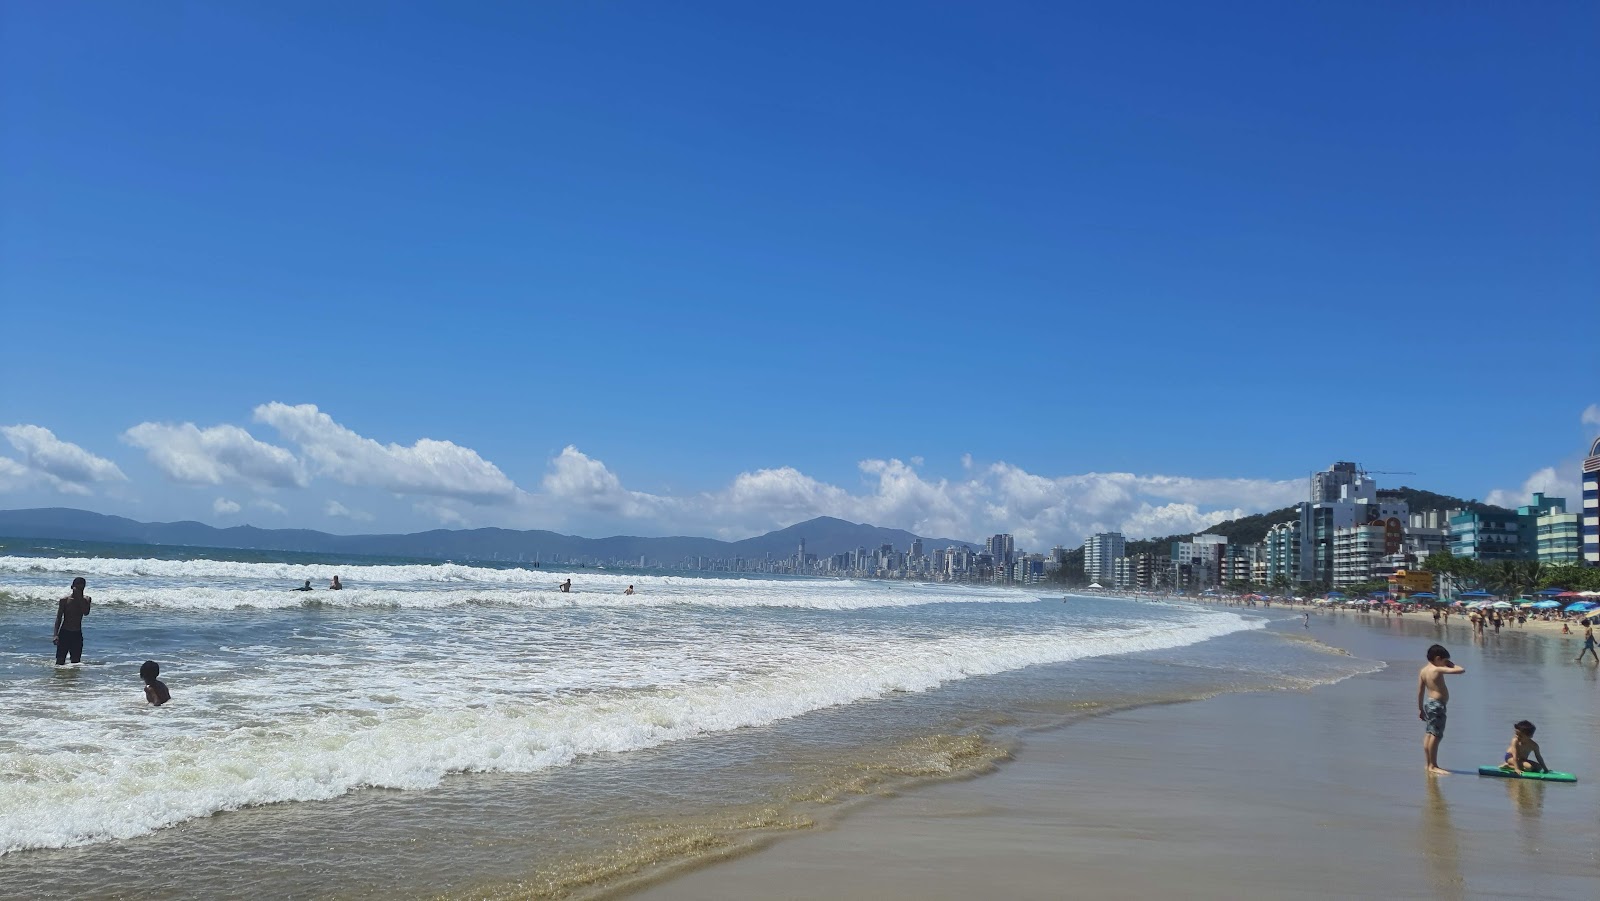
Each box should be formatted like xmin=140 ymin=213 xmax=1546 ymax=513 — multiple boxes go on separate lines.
xmin=0 ymin=539 xmax=1377 ymax=899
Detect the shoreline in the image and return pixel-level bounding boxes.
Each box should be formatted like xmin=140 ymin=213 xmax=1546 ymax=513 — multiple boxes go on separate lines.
xmin=1109 ymin=589 xmax=1594 ymax=650
xmin=625 ymin=610 xmax=1600 ymax=901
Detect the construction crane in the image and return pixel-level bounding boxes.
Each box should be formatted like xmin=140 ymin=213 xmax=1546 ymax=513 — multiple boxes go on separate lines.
xmin=1358 ymin=468 xmax=1415 ymax=478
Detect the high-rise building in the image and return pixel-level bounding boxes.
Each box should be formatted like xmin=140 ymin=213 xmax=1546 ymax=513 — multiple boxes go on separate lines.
xmin=1312 ymin=462 xmax=1360 ymax=504
xmin=910 ymin=538 xmax=923 ymax=559
xmin=1536 ymin=505 xmax=1582 ymax=563
xmin=1583 ymin=437 xmax=1600 ymax=566
xmin=1083 ymin=532 xmax=1125 ymax=586
xmin=1449 ymin=509 xmax=1522 ymax=561
xmin=1265 ymin=520 xmax=1302 ymax=586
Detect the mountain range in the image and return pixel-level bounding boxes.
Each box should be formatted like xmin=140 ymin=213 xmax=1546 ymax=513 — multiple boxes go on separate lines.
xmin=0 ymin=508 xmax=973 ymax=564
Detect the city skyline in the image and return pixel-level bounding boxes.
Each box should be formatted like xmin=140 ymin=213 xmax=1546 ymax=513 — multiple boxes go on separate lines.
xmin=4 ymin=3 xmax=1597 ymax=546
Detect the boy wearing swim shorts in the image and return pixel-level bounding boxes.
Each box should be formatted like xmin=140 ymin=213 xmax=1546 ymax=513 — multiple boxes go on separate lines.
xmin=1418 ymin=644 xmax=1465 ymax=776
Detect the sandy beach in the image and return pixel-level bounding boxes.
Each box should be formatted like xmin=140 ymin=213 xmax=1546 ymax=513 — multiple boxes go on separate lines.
xmin=627 ymin=610 xmax=1600 ymax=901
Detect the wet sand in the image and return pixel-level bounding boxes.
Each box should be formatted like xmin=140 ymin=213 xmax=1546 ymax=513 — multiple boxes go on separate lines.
xmin=629 ymin=613 xmax=1600 ymax=900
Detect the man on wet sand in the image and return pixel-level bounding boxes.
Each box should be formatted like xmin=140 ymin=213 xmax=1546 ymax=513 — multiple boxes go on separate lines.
xmin=53 ymin=577 xmax=92 ymax=665
xmin=1418 ymin=643 xmax=1465 ymax=775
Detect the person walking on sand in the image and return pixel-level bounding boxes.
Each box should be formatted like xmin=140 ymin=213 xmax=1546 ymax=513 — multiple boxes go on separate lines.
xmin=1574 ymin=624 xmax=1600 ymax=665
xmin=52 ymin=577 xmax=92 ymax=665
xmin=1418 ymin=644 xmax=1465 ymax=775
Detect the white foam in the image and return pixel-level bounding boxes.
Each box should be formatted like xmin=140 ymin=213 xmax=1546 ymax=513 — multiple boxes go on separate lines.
xmin=0 ymin=610 xmax=1258 ymax=854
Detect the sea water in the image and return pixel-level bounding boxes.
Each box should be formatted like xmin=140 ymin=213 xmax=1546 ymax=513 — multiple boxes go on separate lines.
xmin=0 ymin=539 xmax=1377 ymax=899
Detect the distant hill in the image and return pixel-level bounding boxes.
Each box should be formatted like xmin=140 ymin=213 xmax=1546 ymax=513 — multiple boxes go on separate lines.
xmin=1122 ymin=486 xmax=1499 ymax=557
xmin=0 ymin=508 xmax=971 ymax=564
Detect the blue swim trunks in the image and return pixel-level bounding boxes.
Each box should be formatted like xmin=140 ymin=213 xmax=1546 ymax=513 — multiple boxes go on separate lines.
xmin=1422 ymin=698 xmax=1447 ymax=737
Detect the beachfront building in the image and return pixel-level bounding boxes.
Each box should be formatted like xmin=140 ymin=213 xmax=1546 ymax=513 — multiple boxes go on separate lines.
xmin=1299 ymin=476 xmax=1408 ymax=587
xmin=1449 ymin=509 xmax=1522 ymax=561
xmin=1311 ymin=461 xmax=1360 ymax=503
xmin=1172 ymin=534 xmax=1227 ymax=590
xmin=1583 ymin=436 xmax=1600 ymax=566
xmin=1332 ymin=518 xmax=1403 ymax=586
xmin=1219 ymin=543 xmax=1260 ymax=586
xmin=1535 ymin=505 xmax=1582 ymax=563
xmin=1264 ymin=520 xmax=1302 ymax=587
xmin=1082 ymin=532 xmax=1125 ymax=586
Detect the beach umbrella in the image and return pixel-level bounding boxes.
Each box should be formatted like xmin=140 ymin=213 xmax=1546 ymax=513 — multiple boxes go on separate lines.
xmin=1565 ymin=601 xmax=1599 ymax=612
xmin=1556 ymin=591 xmax=1581 ymax=598
xmin=1529 ymin=600 xmax=1560 ymax=609
xmin=1582 ymin=591 xmax=1600 ymax=598
xmin=1536 ymin=587 xmax=1566 ymax=596
xmin=1490 ymin=601 xmax=1514 ymax=609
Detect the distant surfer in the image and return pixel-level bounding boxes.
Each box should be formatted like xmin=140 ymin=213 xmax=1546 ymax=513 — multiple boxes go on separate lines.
xmin=140 ymin=660 xmax=172 ymax=706
xmin=624 ymin=585 xmax=634 ymax=595
xmin=559 ymin=578 xmax=572 ymax=593
xmin=293 ymin=580 xmax=313 ymax=591
xmin=52 ymin=577 xmax=92 ymax=665
xmin=329 ymin=576 xmax=343 ymax=590
xmin=1418 ymin=644 xmax=1465 ymax=776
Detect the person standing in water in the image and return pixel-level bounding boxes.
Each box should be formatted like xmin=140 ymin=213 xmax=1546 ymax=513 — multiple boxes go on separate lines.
xmin=329 ymin=575 xmax=343 ymax=590
xmin=52 ymin=577 xmax=92 ymax=665
xmin=1418 ymin=643 xmax=1465 ymax=775
xmin=1577 ymin=620 xmax=1598 ymax=664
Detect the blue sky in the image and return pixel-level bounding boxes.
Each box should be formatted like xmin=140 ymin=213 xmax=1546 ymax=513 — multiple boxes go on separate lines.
xmin=2 ymin=1 xmax=1596 ymax=548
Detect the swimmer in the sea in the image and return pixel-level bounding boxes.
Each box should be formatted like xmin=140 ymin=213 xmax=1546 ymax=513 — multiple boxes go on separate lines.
xmin=53 ymin=577 xmax=92 ymax=665
xmin=293 ymin=580 xmax=313 ymax=591
xmin=140 ymin=660 xmax=171 ymax=706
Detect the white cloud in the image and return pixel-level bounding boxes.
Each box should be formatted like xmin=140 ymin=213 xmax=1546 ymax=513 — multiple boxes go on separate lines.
xmin=540 ymin=446 xmax=670 ymax=518
xmin=1485 ymin=466 xmax=1581 ymax=510
xmin=415 ymin=501 xmax=468 ymax=527
xmin=535 ymin=446 xmax=1297 ymax=549
xmin=255 ymin=403 xmax=517 ymax=504
xmin=0 ymin=425 xmax=127 ymax=494
xmin=213 ymin=497 xmax=242 ymax=515
xmin=123 ymin=422 xmax=307 ymax=488
xmin=1483 ymin=402 xmax=1597 ymax=510
xmin=325 ymin=500 xmax=374 ymax=522
xmin=0 ymin=456 xmax=31 ymax=492
xmin=252 ymin=498 xmax=288 ymax=515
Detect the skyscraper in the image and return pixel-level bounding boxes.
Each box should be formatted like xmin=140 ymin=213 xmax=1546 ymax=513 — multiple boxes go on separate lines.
xmin=1583 ymin=437 xmax=1600 ymax=566
xmin=1311 ymin=462 xmax=1359 ymax=503
xmin=1083 ymin=532 xmax=1125 ymax=586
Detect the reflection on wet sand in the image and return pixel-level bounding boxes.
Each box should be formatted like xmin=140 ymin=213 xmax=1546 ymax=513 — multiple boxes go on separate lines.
xmin=1421 ymin=777 xmax=1466 ymax=901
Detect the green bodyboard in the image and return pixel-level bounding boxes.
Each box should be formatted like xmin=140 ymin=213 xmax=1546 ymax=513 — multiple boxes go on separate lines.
xmin=1477 ymin=766 xmax=1577 ymax=783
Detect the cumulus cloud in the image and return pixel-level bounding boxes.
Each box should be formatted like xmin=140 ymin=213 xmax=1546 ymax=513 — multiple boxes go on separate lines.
xmin=255 ymin=403 xmax=517 ymax=504
xmin=213 ymin=497 xmax=242 ymax=515
xmin=325 ymin=500 xmax=374 ymax=522
xmin=541 ymin=446 xmax=670 ymax=518
xmin=123 ymin=422 xmax=307 ymax=489
xmin=1484 ymin=402 xmax=1598 ymax=510
xmin=536 ymin=447 xmax=1298 ymax=549
xmin=252 ymin=498 xmax=288 ymax=515
xmin=415 ymin=501 xmax=468 ymax=527
xmin=0 ymin=456 xmax=31 ymax=492
xmin=0 ymin=425 xmax=127 ymax=494
xmin=1485 ymin=466 xmax=1581 ymax=509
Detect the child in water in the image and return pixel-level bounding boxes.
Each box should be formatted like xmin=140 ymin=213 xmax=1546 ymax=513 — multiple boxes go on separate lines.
xmin=1501 ymin=720 xmax=1548 ymax=773
xmin=140 ymin=660 xmax=171 ymax=706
